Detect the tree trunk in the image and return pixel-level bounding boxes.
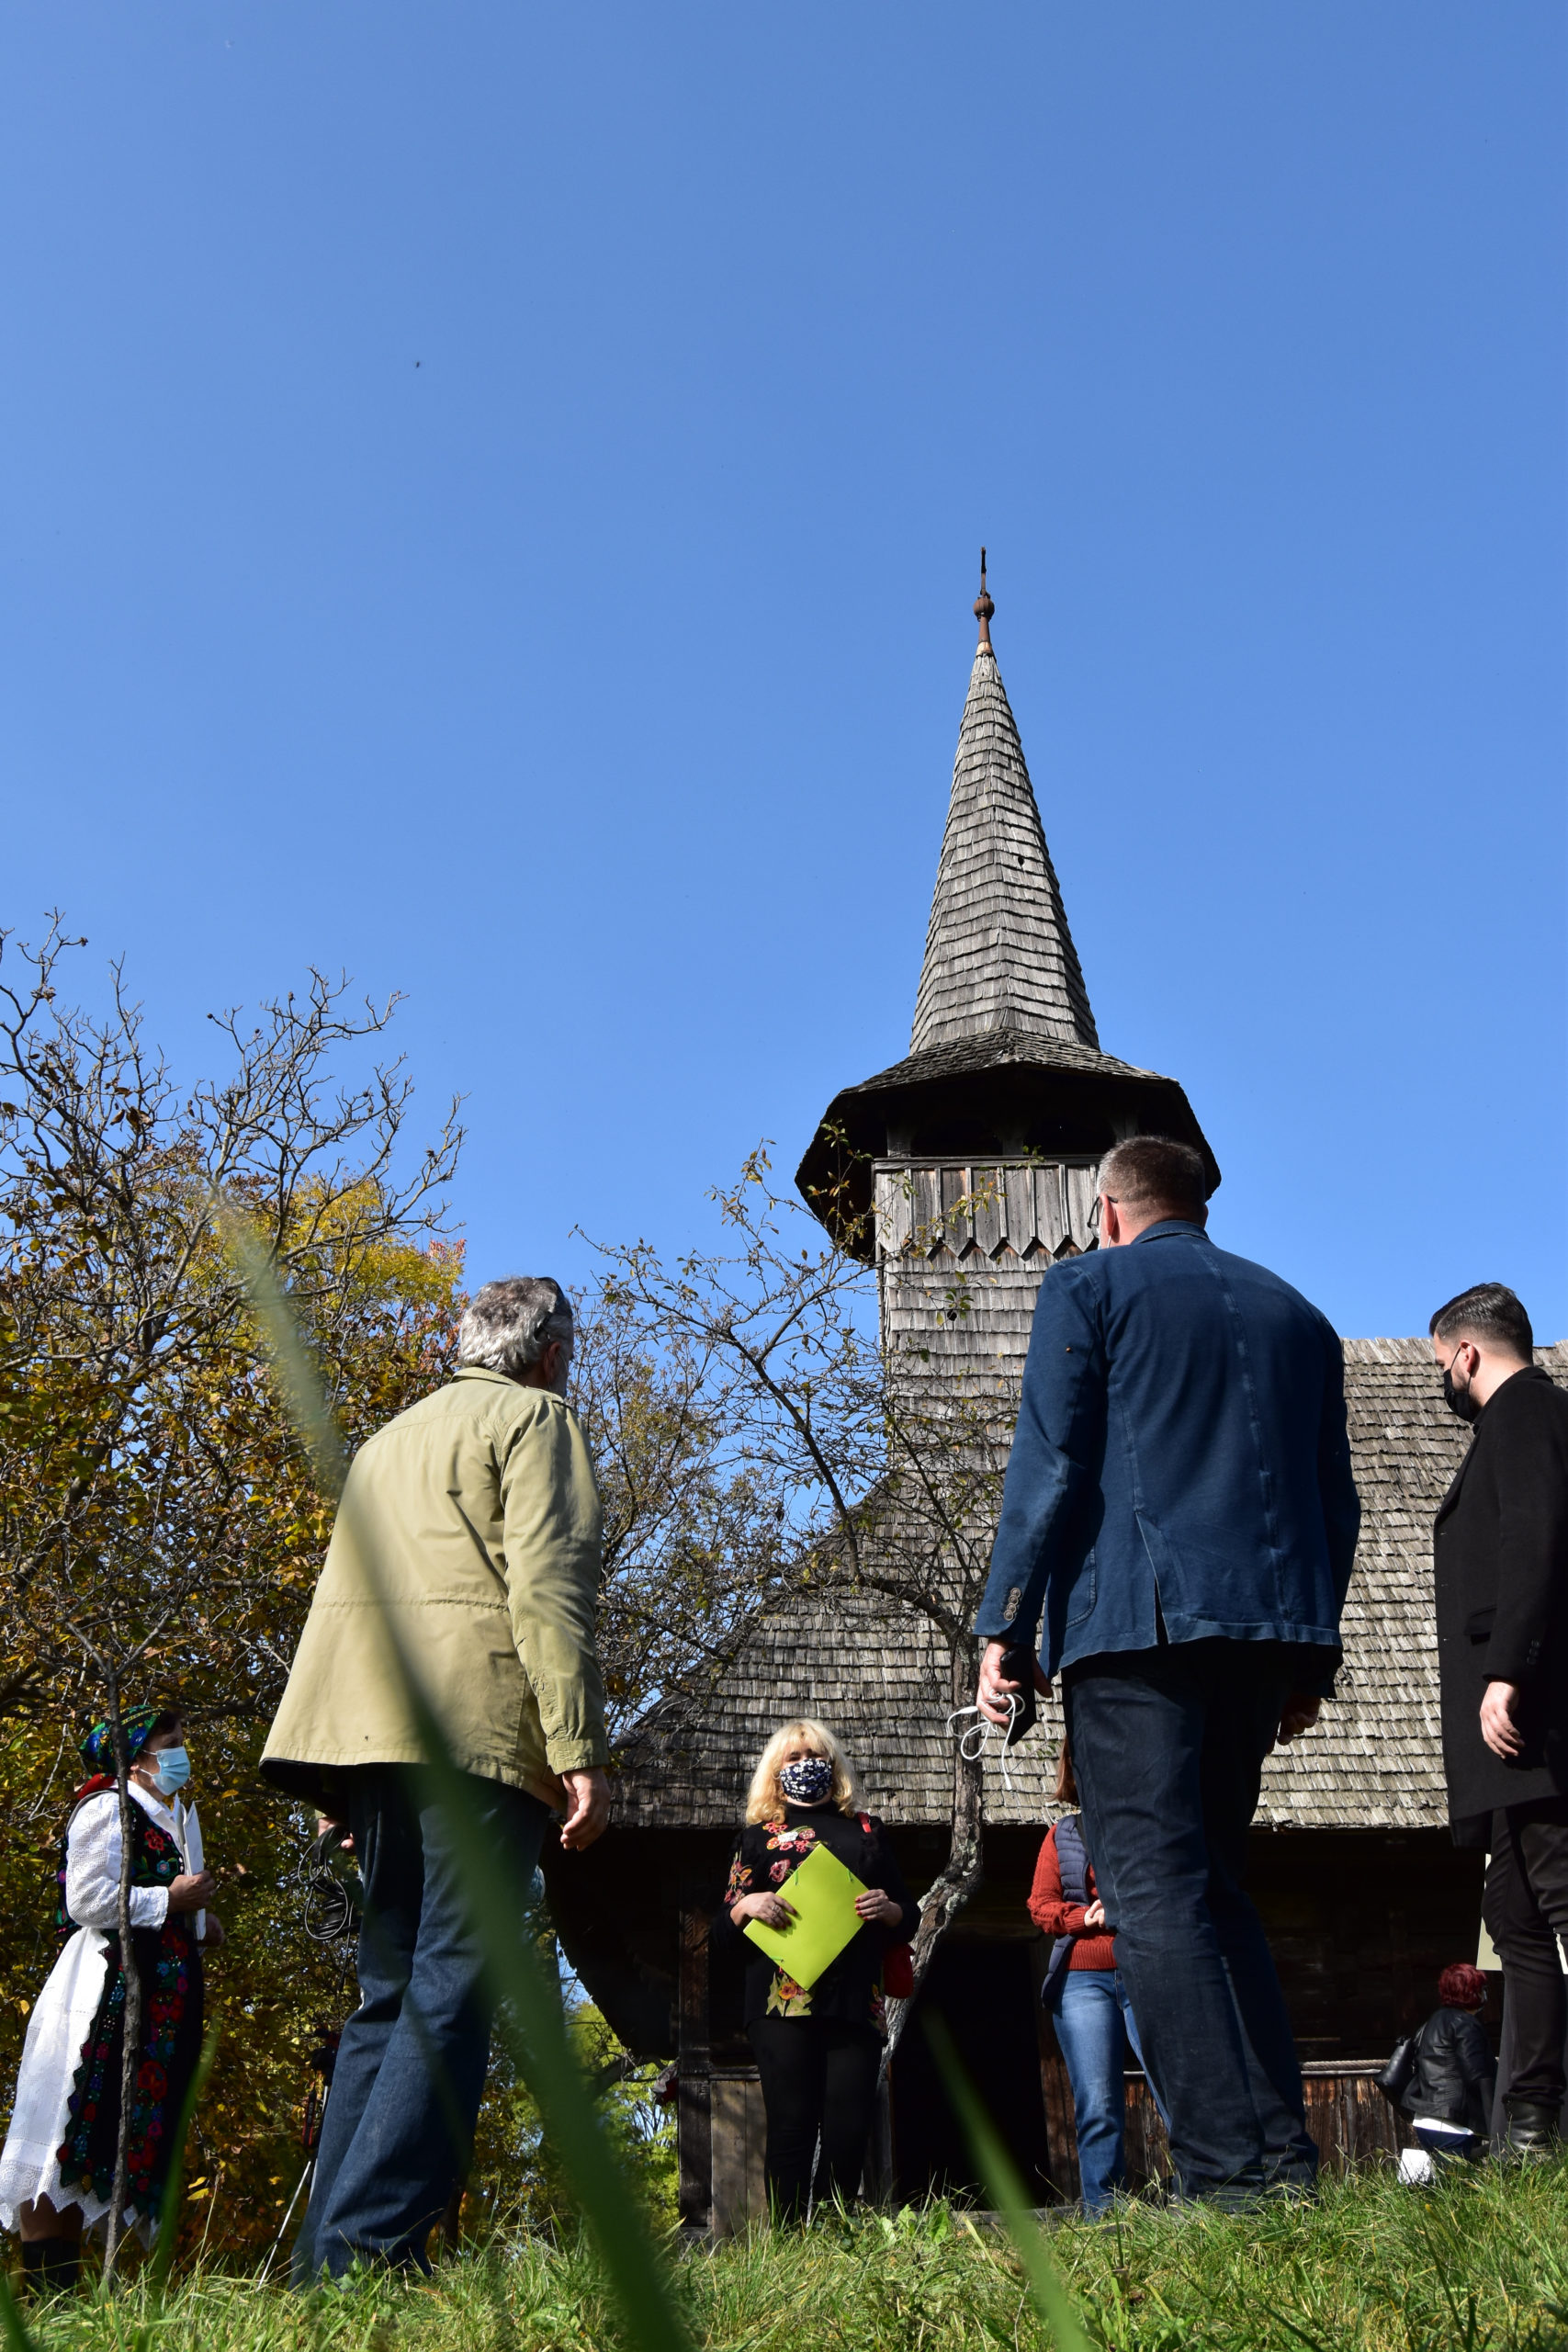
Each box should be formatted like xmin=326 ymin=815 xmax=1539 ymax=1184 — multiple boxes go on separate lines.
xmin=102 ymin=1672 xmax=142 ymax=2284
xmin=882 ymin=1639 xmax=984 ymax=2067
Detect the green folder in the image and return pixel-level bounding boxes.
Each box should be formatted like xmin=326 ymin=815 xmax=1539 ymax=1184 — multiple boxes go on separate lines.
xmin=742 ymin=1840 xmax=868 ymax=1988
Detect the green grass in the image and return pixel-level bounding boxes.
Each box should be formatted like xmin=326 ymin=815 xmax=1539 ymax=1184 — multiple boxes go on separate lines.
xmin=10 ymin=2162 xmax=1568 ymax=2352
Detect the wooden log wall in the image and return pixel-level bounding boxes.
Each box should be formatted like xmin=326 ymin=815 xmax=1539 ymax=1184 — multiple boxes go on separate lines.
xmin=685 ymin=2054 xmax=1415 ymax=2230
xmin=1120 ymin=2064 xmax=1415 ymax=2189
xmin=676 ymin=1874 xmax=712 ymax=2230
xmin=576 ymin=1826 xmax=1483 ymax=2230
xmin=708 ymin=2075 xmax=768 ymax=2233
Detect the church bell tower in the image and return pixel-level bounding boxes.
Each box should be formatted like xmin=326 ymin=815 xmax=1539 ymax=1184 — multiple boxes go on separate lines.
xmin=795 ymin=560 xmax=1218 ymax=1381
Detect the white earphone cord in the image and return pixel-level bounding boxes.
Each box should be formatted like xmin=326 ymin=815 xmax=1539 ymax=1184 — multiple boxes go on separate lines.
xmin=945 ymin=1690 xmax=1022 ymax=1792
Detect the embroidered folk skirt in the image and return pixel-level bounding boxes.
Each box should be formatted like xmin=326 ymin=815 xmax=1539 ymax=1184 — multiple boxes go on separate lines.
xmin=0 ymin=1917 xmax=203 ymax=2242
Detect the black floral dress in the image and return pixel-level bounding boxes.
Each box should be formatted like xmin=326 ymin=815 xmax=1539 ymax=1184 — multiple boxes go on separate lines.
xmin=714 ymin=1804 xmax=918 ymax=2034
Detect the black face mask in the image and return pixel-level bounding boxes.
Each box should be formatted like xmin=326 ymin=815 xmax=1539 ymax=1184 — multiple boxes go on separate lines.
xmin=1442 ymin=1366 xmax=1481 ymax=1424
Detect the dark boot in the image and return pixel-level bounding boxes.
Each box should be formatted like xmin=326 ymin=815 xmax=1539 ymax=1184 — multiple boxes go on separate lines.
xmin=1502 ymin=2100 xmax=1560 ymax=2160
xmin=20 ymin=2238 xmax=82 ymax=2296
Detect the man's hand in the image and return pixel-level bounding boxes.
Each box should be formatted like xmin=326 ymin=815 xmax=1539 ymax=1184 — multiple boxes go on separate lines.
xmin=558 ymin=1768 xmax=612 ymax=1851
xmin=976 ymin=1638 xmax=1052 ymax=1729
xmin=1082 ymin=1897 xmax=1107 ymax=1929
xmin=315 ymin=1815 xmax=355 ymax=1854
xmin=1481 ymin=1680 xmax=1523 ymax=1760
xmin=1274 ymin=1693 xmax=1322 ymax=1747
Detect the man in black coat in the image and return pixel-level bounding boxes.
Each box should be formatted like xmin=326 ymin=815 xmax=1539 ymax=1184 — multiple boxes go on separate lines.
xmin=1430 ymin=1281 xmax=1568 ymax=2154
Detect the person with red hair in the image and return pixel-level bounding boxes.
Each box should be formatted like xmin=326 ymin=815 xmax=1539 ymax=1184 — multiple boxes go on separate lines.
xmin=1402 ymin=1962 xmax=1496 ymax=2164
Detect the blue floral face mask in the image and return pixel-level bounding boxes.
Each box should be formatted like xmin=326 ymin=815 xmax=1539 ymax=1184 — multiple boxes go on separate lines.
xmin=779 ymin=1754 xmax=833 ymax=1804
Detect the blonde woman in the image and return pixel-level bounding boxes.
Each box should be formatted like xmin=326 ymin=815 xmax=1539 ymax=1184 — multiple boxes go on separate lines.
xmin=715 ymin=1720 xmax=916 ymax=2220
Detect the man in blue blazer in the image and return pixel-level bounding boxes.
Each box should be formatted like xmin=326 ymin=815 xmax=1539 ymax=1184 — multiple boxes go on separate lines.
xmin=974 ymin=1136 xmax=1359 ymax=2205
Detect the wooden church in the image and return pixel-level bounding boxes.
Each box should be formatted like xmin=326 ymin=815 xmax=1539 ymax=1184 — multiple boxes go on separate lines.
xmin=543 ymin=569 xmax=1567 ymax=2225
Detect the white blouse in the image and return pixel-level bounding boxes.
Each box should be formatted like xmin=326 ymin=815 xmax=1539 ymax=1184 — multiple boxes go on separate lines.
xmin=63 ymin=1787 xmax=178 ymax=1931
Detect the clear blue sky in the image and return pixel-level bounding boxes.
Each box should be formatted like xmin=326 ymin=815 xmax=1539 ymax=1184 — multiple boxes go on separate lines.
xmin=3 ymin=6 xmax=1562 ymax=1340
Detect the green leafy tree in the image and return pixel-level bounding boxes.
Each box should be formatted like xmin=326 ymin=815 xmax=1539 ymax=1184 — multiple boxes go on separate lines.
xmin=0 ymin=921 xmax=462 ymax=2261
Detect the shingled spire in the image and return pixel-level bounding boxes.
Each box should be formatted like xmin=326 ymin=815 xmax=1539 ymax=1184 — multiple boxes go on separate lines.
xmin=796 ymin=555 xmax=1217 ymax=1257
xmin=909 ymin=555 xmax=1100 ymax=1056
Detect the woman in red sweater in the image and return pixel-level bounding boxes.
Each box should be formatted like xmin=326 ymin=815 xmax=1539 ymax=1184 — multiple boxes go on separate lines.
xmin=1030 ymin=1744 xmax=1155 ymax=2211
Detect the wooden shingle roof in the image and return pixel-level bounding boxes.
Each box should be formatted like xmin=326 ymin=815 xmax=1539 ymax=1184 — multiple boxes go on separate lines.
xmin=792 ymin=597 xmax=1221 ymax=1247
xmin=852 ymin=1030 xmax=1160 ymax=1092
xmin=909 ymin=635 xmax=1099 ymax=1057
xmin=614 ymin=1342 xmax=1568 ymax=1837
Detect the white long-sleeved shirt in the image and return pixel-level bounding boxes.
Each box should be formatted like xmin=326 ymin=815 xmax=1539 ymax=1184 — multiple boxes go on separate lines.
xmin=63 ymin=1784 xmax=182 ymax=1932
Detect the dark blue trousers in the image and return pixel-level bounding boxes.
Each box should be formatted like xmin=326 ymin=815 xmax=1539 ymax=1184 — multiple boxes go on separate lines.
xmin=1064 ymin=1641 xmax=1318 ymax=2205
xmin=294 ymin=1766 xmax=549 ymax=2278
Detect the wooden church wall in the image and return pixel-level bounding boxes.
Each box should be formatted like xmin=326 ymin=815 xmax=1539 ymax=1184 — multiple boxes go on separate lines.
xmin=886 ymin=1826 xmax=1483 ymax=2211
xmin=547 ymin=1822 xmax=1488 ymax=2230
xmin=1246 ymin=1829 xmax=1486 ymax=2056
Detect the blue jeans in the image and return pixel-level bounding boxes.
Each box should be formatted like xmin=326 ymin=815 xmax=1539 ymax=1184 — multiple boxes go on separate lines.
xmin=1048 ymin=1968 xmax=1149 ymax=2211
xmin=293 ymin=1766 xmax=549 ymax=2278
xmin=1064 ymin=1642 xmax=1318 ymax=2206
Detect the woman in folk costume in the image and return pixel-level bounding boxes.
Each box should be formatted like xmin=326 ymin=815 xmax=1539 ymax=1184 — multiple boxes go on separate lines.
xmin=0 ymin=1706 xmax=221 ymax=2292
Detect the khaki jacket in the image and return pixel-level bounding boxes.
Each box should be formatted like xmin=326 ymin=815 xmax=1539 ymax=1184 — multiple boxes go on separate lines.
xmin=262 ymin=1367 xmax=608 ymax=1808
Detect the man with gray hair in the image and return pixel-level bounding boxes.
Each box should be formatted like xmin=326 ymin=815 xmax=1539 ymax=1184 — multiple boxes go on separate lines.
xmin=263 ymin=1275 xmax=611 ymax=2275
xmin=973 ymin=1136 xmax=1360 ymax=2206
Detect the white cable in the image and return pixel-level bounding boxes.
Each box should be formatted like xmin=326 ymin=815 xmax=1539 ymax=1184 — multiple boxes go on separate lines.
xmin=945 ymin=1691 xmax=1021 ymax=1792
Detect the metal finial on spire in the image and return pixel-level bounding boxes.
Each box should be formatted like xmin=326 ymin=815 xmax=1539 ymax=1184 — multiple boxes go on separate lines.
xmin=974 ymin=547 xmax=995 ymax=650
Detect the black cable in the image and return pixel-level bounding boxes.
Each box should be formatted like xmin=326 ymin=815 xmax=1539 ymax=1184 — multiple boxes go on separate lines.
xmin=299 ymin=1825 xmax=362 ymax=1947
xmin=302 ymin=1871 xmax=355 ymax=1943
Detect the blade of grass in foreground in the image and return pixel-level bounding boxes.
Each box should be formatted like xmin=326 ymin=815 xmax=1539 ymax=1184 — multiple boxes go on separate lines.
xmin=925 ymin=2014 xmax=1094 ymax=2352
xmin=0 ymin=2269 xmax=38 ymax=2352
xmin=146 ymin=2022 xmax=221 ymax=2309
xmin=226 ymin=1213 xmax=695 ymax=2352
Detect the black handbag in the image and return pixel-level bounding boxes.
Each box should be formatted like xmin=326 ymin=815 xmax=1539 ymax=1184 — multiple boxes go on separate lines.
xmin=1377 ymin=2030 xmax=1419 ymax=2107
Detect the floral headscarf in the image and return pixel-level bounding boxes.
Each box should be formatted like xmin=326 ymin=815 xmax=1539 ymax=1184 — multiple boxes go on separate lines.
xmin=78 ymin=1704 xmax=163 ymax=1775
